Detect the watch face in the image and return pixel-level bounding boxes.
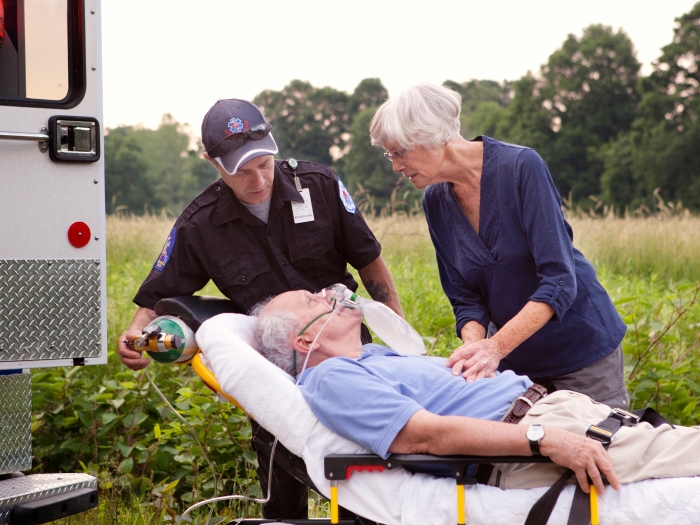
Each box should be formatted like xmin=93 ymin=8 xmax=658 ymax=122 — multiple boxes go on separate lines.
xmin=527 ymin=424 xmax=545 ymax=442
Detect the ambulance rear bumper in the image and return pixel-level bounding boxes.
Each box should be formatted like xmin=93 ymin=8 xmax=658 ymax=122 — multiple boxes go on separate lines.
xmin=0 ymin=473 xmax=97 ymax=524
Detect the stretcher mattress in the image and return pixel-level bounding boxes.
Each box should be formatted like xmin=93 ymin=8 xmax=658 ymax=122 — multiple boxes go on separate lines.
xmin=198 ymin=314 xmax=700 ymax=525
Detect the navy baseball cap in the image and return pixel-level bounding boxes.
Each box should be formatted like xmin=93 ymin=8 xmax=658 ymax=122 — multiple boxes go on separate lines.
xmin=201 ymin=98 xmax=278 ymax=175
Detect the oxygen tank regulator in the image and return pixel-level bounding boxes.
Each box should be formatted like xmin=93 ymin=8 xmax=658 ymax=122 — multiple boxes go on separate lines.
xmin=124 ymin=315 xmax=198 ymax=364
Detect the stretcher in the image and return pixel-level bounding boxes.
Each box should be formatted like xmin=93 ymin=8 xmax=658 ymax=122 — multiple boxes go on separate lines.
xmin=155 ymin=296 xmax=700 ymax=525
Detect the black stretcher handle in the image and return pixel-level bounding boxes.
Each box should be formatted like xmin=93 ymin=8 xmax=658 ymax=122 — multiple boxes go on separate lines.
xmin=324 ymin=453 xmax=552 ymax=482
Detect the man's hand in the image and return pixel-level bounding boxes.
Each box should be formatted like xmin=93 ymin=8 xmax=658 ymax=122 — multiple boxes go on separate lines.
xmin=446 ymin=338 xmax=501 ymax=381
xmin=116 ymin=307 xmax=156 ymax=370
xmin=117 ymin=329 xmax=152 ymax=370
xmin=541 ymin=426 xmax=621 ymax=495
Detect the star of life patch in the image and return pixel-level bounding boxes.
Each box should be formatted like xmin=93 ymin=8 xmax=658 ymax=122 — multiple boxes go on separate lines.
xmin=154 ymin=227 xmax=176 ymax=271
xmin=338 ymin=179 xmax=356 ymax=214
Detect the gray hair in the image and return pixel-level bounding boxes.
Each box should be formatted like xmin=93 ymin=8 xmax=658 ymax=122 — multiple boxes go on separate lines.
xmin=369 ymin=82 xmax=462 ymax=150
xmin=250 ymin=298 xmax=299 ymax=376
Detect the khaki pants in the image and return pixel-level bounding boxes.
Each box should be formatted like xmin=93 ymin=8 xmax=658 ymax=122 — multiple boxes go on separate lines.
xmin=491 ymin=390 xmax=700 ymax=489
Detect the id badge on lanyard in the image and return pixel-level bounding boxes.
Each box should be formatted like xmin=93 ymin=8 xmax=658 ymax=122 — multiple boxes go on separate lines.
xmin=289 ymin=159 xmax=315 ymax=224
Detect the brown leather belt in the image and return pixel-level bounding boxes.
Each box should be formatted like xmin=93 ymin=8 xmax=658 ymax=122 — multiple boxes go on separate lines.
xmin=502 ymin=383 xmax=548 ymax=424
xmin=475 ymin=383 xmax=548 ymax=485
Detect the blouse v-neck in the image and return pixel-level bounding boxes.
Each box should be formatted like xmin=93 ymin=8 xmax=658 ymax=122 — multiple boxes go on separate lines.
xmin=444 ymin=137 xmax=499 ymax=266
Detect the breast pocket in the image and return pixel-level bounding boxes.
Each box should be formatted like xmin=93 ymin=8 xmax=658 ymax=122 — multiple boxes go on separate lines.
xmin=288 ymin=228 xmax=342 ymax=286
xmin=211 ymin=255 xmax=271 ymax=308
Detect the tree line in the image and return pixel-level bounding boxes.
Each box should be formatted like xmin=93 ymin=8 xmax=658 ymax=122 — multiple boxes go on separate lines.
xmin=105 ymin=2 xmax=700 ymax=215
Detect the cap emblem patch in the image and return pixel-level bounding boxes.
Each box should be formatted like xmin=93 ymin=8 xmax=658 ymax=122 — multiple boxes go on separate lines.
xmin=226 ymin=117 xmax=249 ymax=135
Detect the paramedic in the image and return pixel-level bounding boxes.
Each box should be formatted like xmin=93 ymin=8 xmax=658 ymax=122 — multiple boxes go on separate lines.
xmin=116 ymin=98 xmax=403 ymax=519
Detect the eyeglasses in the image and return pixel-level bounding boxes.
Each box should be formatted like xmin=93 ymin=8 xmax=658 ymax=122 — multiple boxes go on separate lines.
xmin=383 ymin=149 xmax=406 ymax=161
xmin=207 ymin=123 xmax=272 ymax=158
xmin=297 ymin=287 xmax=353 ymax=336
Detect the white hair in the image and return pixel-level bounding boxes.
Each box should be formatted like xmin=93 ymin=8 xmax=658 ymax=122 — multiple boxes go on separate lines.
xmin=369 ymin=82 xmax=462 ymax=150
xmin=250 ymin=298 xmax=299 ymax=376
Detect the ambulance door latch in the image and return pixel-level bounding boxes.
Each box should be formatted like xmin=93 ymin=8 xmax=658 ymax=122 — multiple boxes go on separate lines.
xmin=48 ymin=115 xmax=101 ymax=163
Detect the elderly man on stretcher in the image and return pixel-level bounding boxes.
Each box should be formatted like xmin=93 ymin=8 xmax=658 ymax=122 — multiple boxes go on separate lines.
xmin=196 ymin=288 xmax=700 ymax=524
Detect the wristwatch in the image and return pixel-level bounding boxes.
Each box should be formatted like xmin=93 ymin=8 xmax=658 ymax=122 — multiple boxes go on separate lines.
xmin=527 ymin=424 xmax=545 ymax=455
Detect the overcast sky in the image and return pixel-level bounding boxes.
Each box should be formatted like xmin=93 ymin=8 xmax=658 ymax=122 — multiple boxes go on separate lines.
xmin=101 ymin=0 xmax=698 ymax=136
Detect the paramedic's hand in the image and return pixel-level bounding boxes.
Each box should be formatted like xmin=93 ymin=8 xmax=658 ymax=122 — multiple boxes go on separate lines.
xmin=541 ymin=427 xmax=621 ymax=495
xmin=447 ymin=339 xmax=501 ymax=382
xmin=117 ymin=329 xmax=151 ymax=370
xmin=116 ymin=307 xmax=155 ymax=370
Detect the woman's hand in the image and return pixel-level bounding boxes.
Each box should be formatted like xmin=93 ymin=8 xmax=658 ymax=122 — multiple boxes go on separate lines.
xmin=446 ymin=339 xmax=502 ymax=381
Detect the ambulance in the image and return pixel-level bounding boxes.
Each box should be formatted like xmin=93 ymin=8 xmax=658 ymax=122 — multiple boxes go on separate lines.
xmin=0 ymin=0 xmax=104 ymax=521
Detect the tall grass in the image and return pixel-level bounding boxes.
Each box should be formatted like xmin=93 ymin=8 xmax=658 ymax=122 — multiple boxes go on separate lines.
xmin=568 ymin=216 xmax=700 ymax=281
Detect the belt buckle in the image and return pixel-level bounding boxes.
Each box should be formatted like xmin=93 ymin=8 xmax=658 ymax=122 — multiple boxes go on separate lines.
xmin=586 ymin=424 xmax=614 ymax=444
xmin=609 ymin=408 xmax=640 ymax=427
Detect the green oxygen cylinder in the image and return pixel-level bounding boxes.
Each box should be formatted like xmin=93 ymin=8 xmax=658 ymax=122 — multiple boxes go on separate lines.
xmin=133 ymin=316 xmax=199 ymax=364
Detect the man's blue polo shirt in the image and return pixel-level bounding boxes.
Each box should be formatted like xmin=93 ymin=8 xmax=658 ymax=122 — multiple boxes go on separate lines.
xmin=298 ymin=344 xmax=532 ymax=459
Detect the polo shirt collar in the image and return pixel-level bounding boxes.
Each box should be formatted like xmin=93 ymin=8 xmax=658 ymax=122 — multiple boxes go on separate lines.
xmin=360 ymin=344 xmax=402 ymax=359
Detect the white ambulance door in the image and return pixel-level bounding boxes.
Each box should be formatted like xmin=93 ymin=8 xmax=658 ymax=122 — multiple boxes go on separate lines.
xmin=0 ymin=0 xmax=106 ymax=369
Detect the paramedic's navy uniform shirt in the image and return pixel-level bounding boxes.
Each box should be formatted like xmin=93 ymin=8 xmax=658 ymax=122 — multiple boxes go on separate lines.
xmin=134 ymin=160 xmax=381 ymax=313
xmin=423 ymin=137 xmax=626 ymax=378
xmin=298 ymin=345 xmax=532 ymax=459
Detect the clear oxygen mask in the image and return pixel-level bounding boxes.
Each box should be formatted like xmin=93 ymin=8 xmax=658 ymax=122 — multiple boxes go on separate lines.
xmin=312 ymin=283 xmax=426 ymax=355
xmin=309 ymin=284 xmax=360 ymax=313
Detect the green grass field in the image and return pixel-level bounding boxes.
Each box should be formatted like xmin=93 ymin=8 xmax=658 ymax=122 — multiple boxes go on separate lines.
xmin=41 ymin=212 xmax=700 ymax=524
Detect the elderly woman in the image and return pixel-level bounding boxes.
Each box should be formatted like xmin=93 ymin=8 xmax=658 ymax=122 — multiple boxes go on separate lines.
xmin=369 ymin=83 xmax=628 ymax=409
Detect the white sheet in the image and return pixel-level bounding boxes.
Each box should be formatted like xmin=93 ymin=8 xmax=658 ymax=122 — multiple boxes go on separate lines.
xmin=197 ymin=313 xmax=700 ymax=525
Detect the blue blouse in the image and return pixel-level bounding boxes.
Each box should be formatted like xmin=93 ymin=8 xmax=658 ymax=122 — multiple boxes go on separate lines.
xmin=423 ymin=136 xmax=626 ymax=378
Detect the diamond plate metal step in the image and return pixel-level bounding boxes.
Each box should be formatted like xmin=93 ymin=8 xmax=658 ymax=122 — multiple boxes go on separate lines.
xmin=0 ymin=259 xmax=102 ymax=362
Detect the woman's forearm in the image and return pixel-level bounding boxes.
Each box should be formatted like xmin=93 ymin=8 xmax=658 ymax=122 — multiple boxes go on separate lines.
xmin=490 ymin=301 xmax=554 ymax=358
xmin=460 ymin=321 xmax=486 ymax=344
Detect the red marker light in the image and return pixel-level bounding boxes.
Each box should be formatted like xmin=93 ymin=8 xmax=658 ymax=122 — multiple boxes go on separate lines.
xmin=67 ymin=222 xmax=91 ymax=248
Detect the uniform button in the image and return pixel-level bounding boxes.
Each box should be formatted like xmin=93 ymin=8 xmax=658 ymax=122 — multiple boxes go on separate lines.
xmin=282 ymin=163 xmax=288 ymax=168
xmin=315 ymin=249 xmax=320 ymax=256
xmin=215 ymin=186 xmax=221 ymax=192
xmin=241 ymin=276 xmax=246 ymax=282
xmin=558 ymin=280 xmax=564 ymax=285
xmin=282 ymin=261 xmax=286 ymax=266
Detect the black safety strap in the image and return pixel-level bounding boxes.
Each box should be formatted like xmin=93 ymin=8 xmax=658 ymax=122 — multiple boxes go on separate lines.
xmin=631 ymin=407 xmax=675 ymax=429
xmin=566 ymin=483 xmax=592 ymax=525
xmin=525 ymin=406 xmax=674 ymax=525
xmin=524 ymin=470 xmax=574 ymax=525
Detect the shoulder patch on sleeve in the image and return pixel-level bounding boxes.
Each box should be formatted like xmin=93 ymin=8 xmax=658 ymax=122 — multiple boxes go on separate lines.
xmin=338 ymin=179 xmax=356 ymax=214
xmin=154 ymin=227 xmax=176 ymax=271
